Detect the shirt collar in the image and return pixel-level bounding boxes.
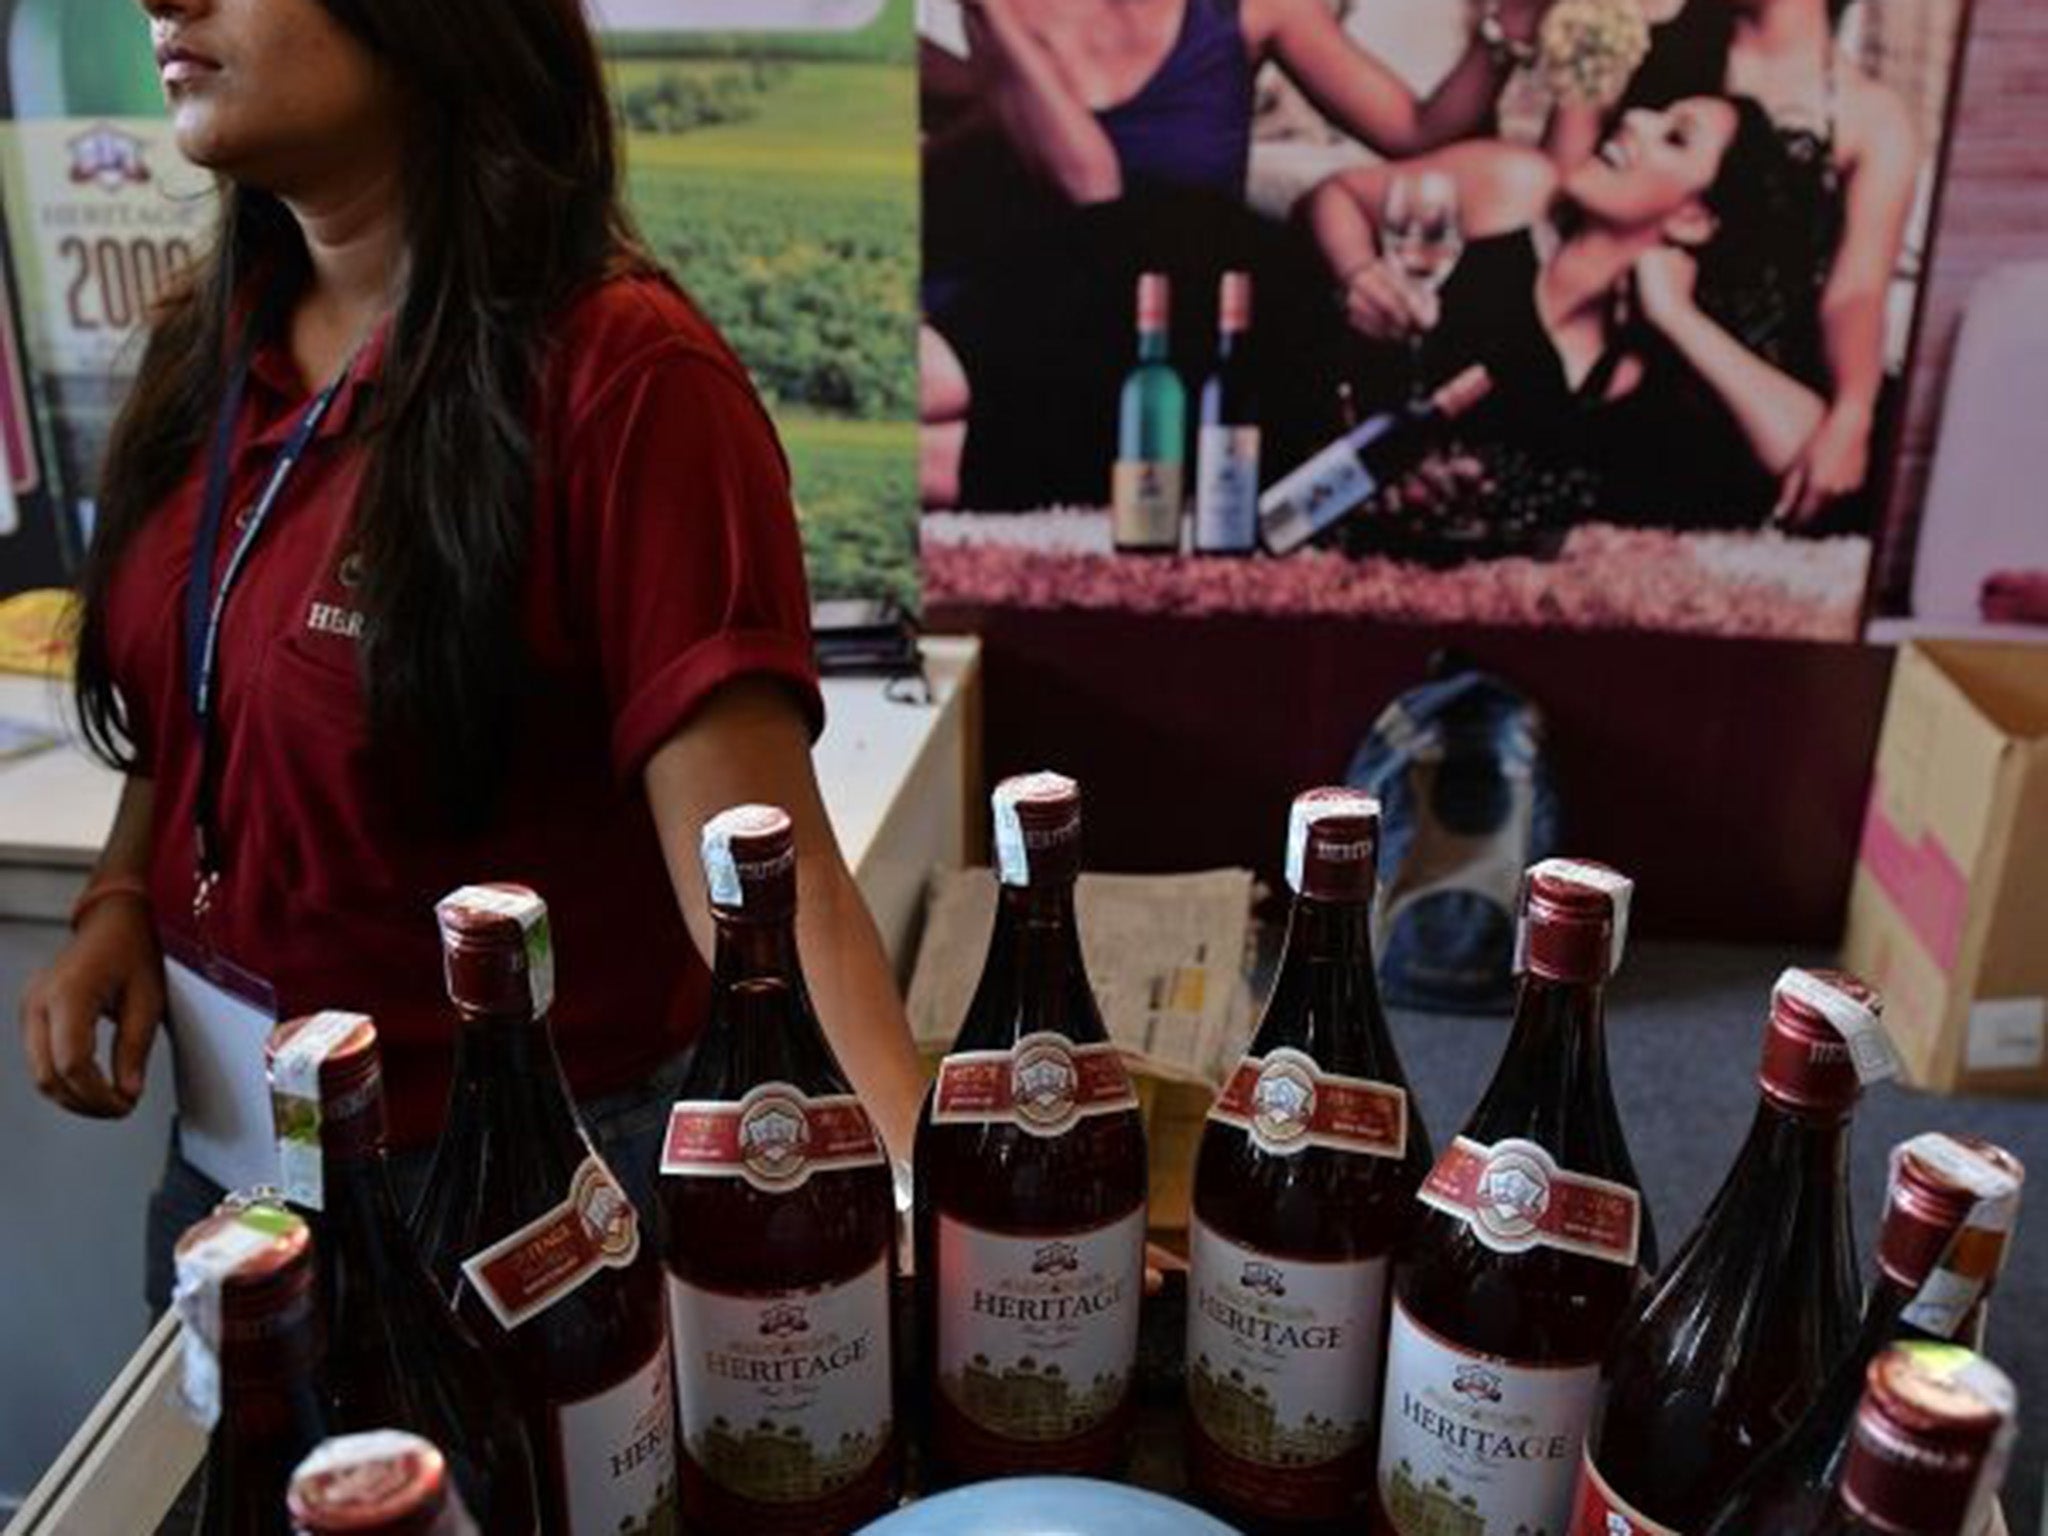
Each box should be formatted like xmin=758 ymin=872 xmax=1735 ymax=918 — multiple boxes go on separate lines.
xmin=239 ymin=297 xmax=393 ymax=449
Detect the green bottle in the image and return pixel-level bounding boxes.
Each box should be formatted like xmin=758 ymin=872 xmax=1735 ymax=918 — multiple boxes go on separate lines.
xmin=1111 ymin=271 xmax=1186 ymax=554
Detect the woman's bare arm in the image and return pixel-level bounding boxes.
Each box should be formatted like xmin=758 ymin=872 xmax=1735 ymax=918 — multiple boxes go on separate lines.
xmin=961 ymin=0 xmax=1122 ymax=204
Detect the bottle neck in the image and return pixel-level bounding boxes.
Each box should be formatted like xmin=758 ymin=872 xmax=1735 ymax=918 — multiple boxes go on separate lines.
xmin=1214 ymin=324 xmax=1245 ymax=362
xmin=711 ymin=911 xmax=802 ymax=988
xmin=319 ymin=1142 xmax=412 ymax=1255
xmin=1254 ymin=893 xmax=1397 ymax=1071
xmin=963 ymin=877 xmax=1103 ymax=1050
xmin=694 ymin=910 xmax=848 ymax=1096
xmin=1475 ymin=971 xmax=1618 ymax=1150
xmin=1136 ymin=325 xmax=1169 ymax=362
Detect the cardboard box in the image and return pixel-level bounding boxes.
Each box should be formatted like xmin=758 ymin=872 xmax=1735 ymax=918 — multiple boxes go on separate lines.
xmin=1843 ymin=640 xmax=2048 ymax=1094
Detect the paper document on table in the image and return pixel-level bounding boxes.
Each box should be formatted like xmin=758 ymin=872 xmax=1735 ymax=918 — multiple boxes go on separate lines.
xmin=908 ymin=867 xmax=1256 ymax=1086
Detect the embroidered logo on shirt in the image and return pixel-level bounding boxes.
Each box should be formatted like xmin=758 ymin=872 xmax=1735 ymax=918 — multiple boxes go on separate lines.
xmin=305 ymin=601 xmax=364 ymax=640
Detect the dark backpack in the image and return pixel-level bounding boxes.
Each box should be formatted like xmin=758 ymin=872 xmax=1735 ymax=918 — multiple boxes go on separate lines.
xmin=1347 ymin=667 xmax=1559 ymax=1014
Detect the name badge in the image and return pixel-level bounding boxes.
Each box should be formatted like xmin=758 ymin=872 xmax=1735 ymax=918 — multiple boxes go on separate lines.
xmin=163 ymin=934 xmax=281 ymax=1194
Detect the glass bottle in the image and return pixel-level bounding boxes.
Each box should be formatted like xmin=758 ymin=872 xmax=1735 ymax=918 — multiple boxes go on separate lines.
xmin=1193 ymin=270 xmax=1260 ymax=556
xmin=1112 ymin=271 xmax=1187 ymax=553
xmin=265 ymin=1012 xmax=539 ymax=1536
xmin=914 ymin=772 xmax=1149 ymax=1486
xmin=1373 ymin=859 xmax=1653 ymax=1536
xmin=288 ymin=1430 xmax=481 ymax=1536
xmin=412 ymin=884 xmax=677 ymax=1536
xmin=660 ymin=804 xmax=898 ymax=1534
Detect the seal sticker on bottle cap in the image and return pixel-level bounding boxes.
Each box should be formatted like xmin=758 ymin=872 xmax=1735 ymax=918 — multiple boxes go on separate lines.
xmin=700 ymin=804 xmax=796 ymax=909
xmin=1775 ymin=968 xmax=1898 ymax=1085
xmin=1285 ymin=789 xmax=1380 ymax=896
xmin=172 ymin=1203 xmax=300 ymax=1429
xmin=439 ymin=884 xmax=554 ymax=1015
xmin=1892 ymin=1134 xmax=2024 ymax=1340
xmin=1513 ymin=858 xmax=1633 ymax=978
xmin=992 ymin=771 xmax=1079 ymax=887
xmin=268 ymin=1011 xmax=372 ymax=1212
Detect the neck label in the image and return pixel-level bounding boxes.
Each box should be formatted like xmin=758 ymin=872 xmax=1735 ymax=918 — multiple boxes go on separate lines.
xmin=661 ymin=1083 xmax=884 ymax=1194
xmin=1892 ymin=1134 xmax=2023 ymax=1339
xmin=1209 ymin=1048 xmax=1407 ymax=1160
xmin=932 ymin=1032 xmax=1138 ymax=1138
xmin=460 ymin=1151 xmax=640 ymax=1331
xmin=1419 ymin=1136 xmax=1640 ymax=1269
xmin=1775 ymin=967 xmax=1898 ymax=1084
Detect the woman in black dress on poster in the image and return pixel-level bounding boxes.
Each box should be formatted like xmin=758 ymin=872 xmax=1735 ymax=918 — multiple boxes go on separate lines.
xmin=1311 ymin=95 xmax=1824 ymax=532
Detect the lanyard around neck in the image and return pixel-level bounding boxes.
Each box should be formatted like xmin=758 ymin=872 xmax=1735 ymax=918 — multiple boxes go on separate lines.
xmin=183 ymin=294 xmax=362 ymax=926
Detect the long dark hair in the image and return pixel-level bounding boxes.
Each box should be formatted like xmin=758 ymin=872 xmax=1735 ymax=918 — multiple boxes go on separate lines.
xmin=74 ymin=0 xmax=641 ymax=822
xmin=1696 ymin=94 xmax=1828 ymax=378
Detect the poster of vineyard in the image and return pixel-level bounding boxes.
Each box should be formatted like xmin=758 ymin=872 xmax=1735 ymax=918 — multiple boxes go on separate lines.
xmin=594 ymin=0 xmax=921 ymax=610
xmin=916 ymin=0 xmax=1979 ymax=642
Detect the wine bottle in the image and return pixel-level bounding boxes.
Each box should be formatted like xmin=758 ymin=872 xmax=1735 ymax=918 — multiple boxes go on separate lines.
xmin=412 ymin=885 xmax=678 ymax=1536
xmin=1193 ymin=270 xmax=1259 ymax=556
xmin=1186 ymin=789 xmax=1434 ymax=1532
xmin=660 ymin=805 xmax=898 ymax=1534
xmin=1373 ymin=859 xmax=1652 ymax=1536
xmin=264 ymin=1013 xmax=539 ymax=1536
xmin=1258 ymin=366 xmax=1492 ymax=556
xmin=914 ymin=772 xmax=1149 ymax=1485
xmin=1571 ymin=968 xmax=1897 ymax=1535
xmin=174 ymin=1199 xmax=329 ymax=1536
xmin=1701 ymin=1135 xmax=2021 ymax=1536
xmin=1767 ymin=1344 xmax=2017 ymax=1536
xmin=1898 ymin=1139 xmax=2023 ymax=1350
xmin=289 ymin=1431 xmax=481 ymax=1536
xmin=1112 ymin=271 xmax=1186 ymax=554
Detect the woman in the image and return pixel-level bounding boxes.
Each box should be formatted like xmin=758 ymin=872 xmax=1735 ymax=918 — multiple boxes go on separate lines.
xmin=1311 ymin=95 xmax=1826 ymax=529
xmin=921 ymin=0 xmax=1556 ymax=508
xmin=1548 ymin=0 xmax=1919 ymax=524
xmin=17 ymin=0 xmax=925 ymax=1306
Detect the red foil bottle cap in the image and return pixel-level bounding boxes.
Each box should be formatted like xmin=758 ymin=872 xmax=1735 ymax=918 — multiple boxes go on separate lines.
xmin=266 ymin=1013 xmax=387 ymax=1166
xmin=290 ymin=1430 xmax=465 ymax=1535
xmin=1515 ymin=859 xmax=1631 ymax=984
xmin=1136 ymin=271 xmax=1170 ymax=331
xmin=174 ymin=1200 xmax=317 ymax=1355
xmin=435 ymin=883 xmax=554 ymax=1017
xmin=701 ymin=803 xmax=797 ymax=922
xmin=1757 ymin=968 xmax=1883 ymax=1116
xmin=1219 ymin=270 xmax=1252 ymax=333
xmin=1877 ymin=1135 xmax=2006 ymax=1291
xmin=1285 ymin=787 xmax=1379 ymax=903
xmin=1843 ymin=1344 xmax=2014 ymax=1535
xmin=992 ymin=771 xmax=1082 ymax=888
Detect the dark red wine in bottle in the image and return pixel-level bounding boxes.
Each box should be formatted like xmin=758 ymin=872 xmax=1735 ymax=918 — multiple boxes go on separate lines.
xmin=914 ymin=772 xmax=1149 ymax=1486
xmin=659 ymin=805 xmax=898 ymax=1534
xmin=265 ymin=1013 xmax=539 ymax=1536
xmin=1373 ymin=859 xmax=1652 ymax=1536
xmin=289 ymin=1431 xmax=481 ymax=1536
xmin=1779 ymin=1344 xmax=2017 ymax=1536
xmin=175 ymin=1200 xmax=329 ymax=1536
xmin=412 ymin=885 xmax=678 ymax=1536
xmin=1571 ymin=968 xmax=1894 ymax=1535
xmin=1702 ymin=1135 xmax=2020 ymax=1536
xmin=1186 ymin=788 xmax=1433 ymax=1531
xmin=1897 ymin=1139 xmax=2024 ymax=1350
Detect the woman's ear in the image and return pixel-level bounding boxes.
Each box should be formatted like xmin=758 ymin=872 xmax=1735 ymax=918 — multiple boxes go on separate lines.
xmin=1663 ymin=201 xmax=1717 ymax=250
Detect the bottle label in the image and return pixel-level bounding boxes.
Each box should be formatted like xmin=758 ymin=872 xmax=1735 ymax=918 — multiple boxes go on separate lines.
xmin=1194 ymin=424 xmax=1260 ymax=550
xmin=1187 ymin=1220 xmax=1386 ymax=1491
xmin=268 ymin=1010 xmax=372 ymax=1212
xmin=935 ymin=1206 xmax=1145 ymax=1442
xmin=461 ymin=1153 xmax=642 ymax=1330
xmin=1419 ymin=1136 xmax=1641 ymax=1268
xmin=1377 ymin=1300 xmax=1601 ymax=1536
xmin=667 ymin=1254 xmax=893 ymax=1505
xmin=1569 ymin=1451 xmax=1681 ymax=1536
xmin=660 ymin=1084 xmax=884 ymax=1194
xmin=1208 ymin=1048 xmax=1407 ymax=1160
xmin=932 ymin=1032 xmax=1138 ymax=1138
xmin=1111 ymin=459 xmax=1183 ymax=548
xmin=552 ymin=1336 xmax=678 ymax=1536
xmin=1258 ymin=440 xmax=1373 ymax=553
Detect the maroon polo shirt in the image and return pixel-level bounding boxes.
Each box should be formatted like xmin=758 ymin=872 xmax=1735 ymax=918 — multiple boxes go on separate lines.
xmin=103 ymin=272 xmax=822 ymax=1148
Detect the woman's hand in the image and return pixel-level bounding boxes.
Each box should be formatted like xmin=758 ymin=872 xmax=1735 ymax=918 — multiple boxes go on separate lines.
xmin=1632 ymin=246 xmax=1700 ymax=331
xmin=20 ymin=897 xmax=165 ymax=1118
xmin=1341 ymin=260 xmax=1440 ymax=342
xmin=1774 ymin=403 xmax=1874 ymax=525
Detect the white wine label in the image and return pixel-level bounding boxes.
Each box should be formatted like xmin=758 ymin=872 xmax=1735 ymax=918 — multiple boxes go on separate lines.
xmin=1775 ymin=968 xmax=1898 ymax=1084
xmin=461 ymin=1153 xmax=641 ymax=1330
xmin=668 ymin=1255 xmax=893 ymax=1505
xmin=1111 ymin=458 xmax=1183 ymax=549
xmin=1194 ymin=424 xmax=1260 ymax=550
xmin=932 ymin=1032 xmax=1138 ymax=1138
xmin=1568 ymin=1451 xmax=1681 ymax=1536
xmin=1187 ymin=1220 xmax=1387 ymax=1470
xmin=935 ymin=1206 xmax=1144 ymax=1442
xmin=1420 ymin=1136 xmax=1640 ymax=1268
xmin=437 ymin=884 xmax=555 ymax=1015
xmin=1378 ymin=1300 xmax=1600 ymax=1536
xmin=700 ymin=805 xmax=795 ymax=908
xmin=1209 ymin=1048 xmax=1406 ymax=1160
xmin=661 ymin=1084 xmax=884 ymax=1193
xmin=268 ymin=1011 xmax=372 ymax=1212
xmin=553 ymin=1338 xmax=678 ymax=1536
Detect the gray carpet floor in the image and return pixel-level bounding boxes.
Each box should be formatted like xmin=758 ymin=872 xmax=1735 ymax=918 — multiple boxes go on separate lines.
xmin=1383 ymin=942 xmax=2047 ymax=1536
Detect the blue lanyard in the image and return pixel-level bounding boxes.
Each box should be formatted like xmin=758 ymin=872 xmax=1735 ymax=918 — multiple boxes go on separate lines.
xmin=183 ymin=302 xmax=358 ymax=920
